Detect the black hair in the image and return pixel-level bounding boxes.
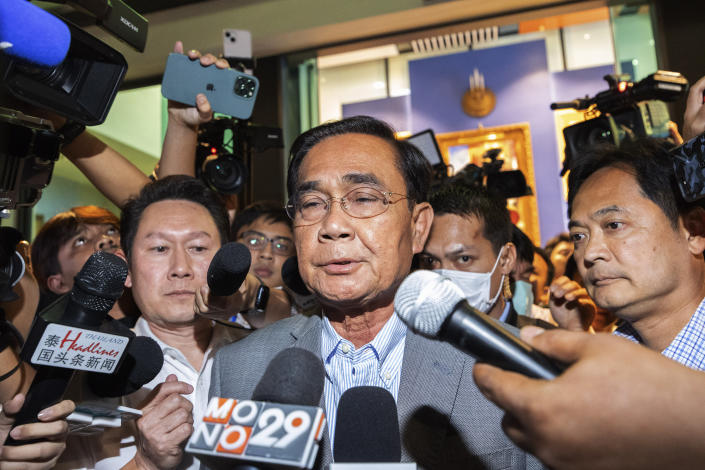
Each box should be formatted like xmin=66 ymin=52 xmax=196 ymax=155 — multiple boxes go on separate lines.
xmin=567 ymin=138 xmax=686 ymax=229
xmin=512 ymin=225 xmax=535 ymax=265
xmin=287 ymin=116 xmax=432 ymax=208
xmin=231 ymin=201 xmax=292 ymax=240
xmin=429 ymin=183 xmax=511 ymax=255
xmin=31 ymin=206 xmax=119 ymax=292
xmin=120 ymin=175 xmax=229 ymax=260
xmin=534 ymin=246 xmax=555 ymax=285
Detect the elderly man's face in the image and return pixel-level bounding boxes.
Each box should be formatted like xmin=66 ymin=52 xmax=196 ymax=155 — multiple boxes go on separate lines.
xmin=293 ymin=133 xmax=431 ymax=311
xmin=569 ymin=166 xmax=694 ymax=321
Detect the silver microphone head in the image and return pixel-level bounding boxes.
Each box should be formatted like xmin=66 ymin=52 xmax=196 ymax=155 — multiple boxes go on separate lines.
xmin=394 ymin=270 xmax=465 ymax=336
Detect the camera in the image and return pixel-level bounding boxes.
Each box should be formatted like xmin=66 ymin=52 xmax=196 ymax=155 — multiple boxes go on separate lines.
xmin=0 ymin=108 xmax=62 ymax=211
xmin=451 ymin=148 xmax=532 ymax=200
xmin=0 ymin=0 xmax=147 ymax=212
xmin=552 ymin=71 xmax=688 ymax=175
xmin=196 ymin=118 xmax=283 ymax=194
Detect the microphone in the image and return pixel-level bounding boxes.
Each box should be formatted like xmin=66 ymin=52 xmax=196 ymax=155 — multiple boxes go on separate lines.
xmin=282 ymin=257 xmax=309 ymax=297
xmin=333 ymin=387 xmax=401 ymax=463
xmin=5 ymin=251 xmax=128 ymax=444
xmin=207 ymin=242 xmax=252 ymax=296
xmin=187 ymin=348 xmax=326 ymax=469
xmin=282 ymin=257 xmax=320 ymax=315
xmin=0 ymin=0 xmax=71 ymax=67
xmin=87 ymin=334 xmax=164 ymax=397
xmin=395 ymin=270 xmax=565 ymax=380
xmin=252 ymin=347 xmax=326 ymax=406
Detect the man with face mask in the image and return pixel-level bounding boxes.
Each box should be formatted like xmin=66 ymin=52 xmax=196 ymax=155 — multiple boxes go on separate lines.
xmin=420 ymin=184 xmax=588 ymax=330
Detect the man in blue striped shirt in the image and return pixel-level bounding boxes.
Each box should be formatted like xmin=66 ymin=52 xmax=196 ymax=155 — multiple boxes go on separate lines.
xmin=207 ymin=116 xmax=543 ymax=469
xmin=567 ymin=137 xmax=705 ymax=370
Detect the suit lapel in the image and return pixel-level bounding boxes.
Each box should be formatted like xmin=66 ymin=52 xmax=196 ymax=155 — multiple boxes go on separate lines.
xmin=397 ymin=330 xmax=466 ymax=465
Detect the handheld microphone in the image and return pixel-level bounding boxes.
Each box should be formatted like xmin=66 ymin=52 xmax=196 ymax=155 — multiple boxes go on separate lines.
xmin=207 ymin=242 xmax=252 ymax=296
xmin=333 ymin=387 xmax=401 ymax=463
xmin=0 ymin=0 xmax=71 ymax=67
xmin=395 ymin=270 xmax=565 ymax=380
xmin=281 ymin=257 xmax=309 ymax=297
xmin=282 ymin=257 xmax=319 ymax=315
xmin=6 ymin=251 xmax=128 ymax=444
xmin=86 ymin=334 xmax=164 ymax=397
xmin=187 ymin=348 xmax=326 ymax=469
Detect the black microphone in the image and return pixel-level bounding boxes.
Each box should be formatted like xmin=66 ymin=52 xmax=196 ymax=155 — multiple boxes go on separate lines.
xmin=87 ymin=336 xmax=163 ymax=397
xmin=84 ymin=318 xmax=163 ymax=397
xmin=6 ymin=251 xmax=127 ymax=444
xmin=281 ymin=257 xmax=319 ymax=315
xmin=252 ymin=347 xmax=325 ymax=406
xmin=207 ymin=242 xmax=252 ymax=296
xmin=188 ymin=348 xmax=325 ymax=470
xmin=281 ymin=257 xmax=309 ymax=296
xmin=334 ymin=386 xmax=401 ymax=463
xmin=395 ymin=270 xmax=565 ymax=380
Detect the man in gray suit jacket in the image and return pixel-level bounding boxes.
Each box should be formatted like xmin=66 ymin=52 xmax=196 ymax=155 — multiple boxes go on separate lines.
xmin=203 ymin=116 xmax=542 ymax=469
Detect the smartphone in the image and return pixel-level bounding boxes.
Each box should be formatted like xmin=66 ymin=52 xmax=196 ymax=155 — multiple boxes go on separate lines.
xmin=161 ymin=53 xmax=259 ymax=120
xmin=223 ymin=29 xmax=252 ymax=59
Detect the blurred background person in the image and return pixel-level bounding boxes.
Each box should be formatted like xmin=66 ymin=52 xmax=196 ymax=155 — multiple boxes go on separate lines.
xmin=544 ymin=233 xmax=573 ymax=280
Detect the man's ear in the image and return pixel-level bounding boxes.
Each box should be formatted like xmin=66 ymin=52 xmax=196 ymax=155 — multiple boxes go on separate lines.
xmin=411 ymin=202 xmax=434 ymax=254
xmin=124 ymin=270 xmax=133 ymax=289
xmin=499 ymin=242 xmax=517 ymax=276
xmin=682 ymin=207 xmax=705 ymax=255
xmin=46 ymin=273 xmax=71 ymax=295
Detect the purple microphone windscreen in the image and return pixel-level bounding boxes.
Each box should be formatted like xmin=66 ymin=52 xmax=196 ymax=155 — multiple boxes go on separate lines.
xmin=281 ymin=256 xmax=310 ymax=296
xmin=334 ymin=386 xmax=401 ymax=463
xmin=207 ymin=242 xmax=251 ymax=296
xmin=252 ymin=348 xmax=325 ymax=407
xmin=0 ymin=0 xmax=71 ymax=67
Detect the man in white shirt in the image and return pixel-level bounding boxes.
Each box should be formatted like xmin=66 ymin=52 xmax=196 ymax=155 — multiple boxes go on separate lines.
xmin=57 ymin=176 xmax=253 ymax=470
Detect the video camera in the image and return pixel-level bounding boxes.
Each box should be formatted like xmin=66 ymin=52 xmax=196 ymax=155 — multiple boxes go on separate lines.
xmin=0 ymin=0 xmax=147 ymax=212
xmin=196 ymin=118 xmax=283 ymax=195
xmin=551 ymin=70 xmax=688 ymax=175
xmin=451 ymin=147 xmax=532 ymax=200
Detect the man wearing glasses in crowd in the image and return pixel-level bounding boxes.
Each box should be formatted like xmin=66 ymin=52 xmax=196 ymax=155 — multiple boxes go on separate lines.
xmin=201 ymin=116 xmax=542 ymax=469
xmin=231 ymin=201 xmax=295 ymax=290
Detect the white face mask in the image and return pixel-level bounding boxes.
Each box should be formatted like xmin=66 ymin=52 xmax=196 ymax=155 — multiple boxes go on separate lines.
xmin=435 ymin=246 xmax=505 ymax=314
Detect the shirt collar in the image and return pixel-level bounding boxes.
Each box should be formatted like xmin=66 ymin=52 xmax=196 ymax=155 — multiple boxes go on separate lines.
xmin=133 ymin=317 xmax=241 ymax=367
xmin=498 ymin=300 xmax=512 ymax=323
xmin=321 ymin=312 xmax=407 ymax=365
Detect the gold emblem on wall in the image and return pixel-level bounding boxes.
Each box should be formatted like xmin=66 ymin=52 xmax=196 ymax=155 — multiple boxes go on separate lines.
xmin=462 ymin=68 xmax=496 ymax=118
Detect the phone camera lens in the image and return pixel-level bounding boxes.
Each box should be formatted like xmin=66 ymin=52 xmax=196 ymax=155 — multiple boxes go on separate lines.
xmin=234 ymin=77 xmax=256 ymax=98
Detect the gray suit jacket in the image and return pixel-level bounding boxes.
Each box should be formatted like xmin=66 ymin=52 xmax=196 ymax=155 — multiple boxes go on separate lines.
xmin=206 ymin=315 xmax=543 ymax=470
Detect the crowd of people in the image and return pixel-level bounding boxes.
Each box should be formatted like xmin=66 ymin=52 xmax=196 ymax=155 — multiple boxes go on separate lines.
xmin=1 ymin=42 xmax=705 ymax=470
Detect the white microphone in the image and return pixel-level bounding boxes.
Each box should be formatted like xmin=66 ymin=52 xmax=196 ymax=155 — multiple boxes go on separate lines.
xmin=395 ymin=270 xmax=564 ymax=380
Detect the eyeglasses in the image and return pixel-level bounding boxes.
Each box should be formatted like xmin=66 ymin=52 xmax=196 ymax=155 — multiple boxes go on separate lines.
xmin=239 ymin=231 xmax=294 ymax=256
xmin=285 ymin=186 xmax=409 ymax=226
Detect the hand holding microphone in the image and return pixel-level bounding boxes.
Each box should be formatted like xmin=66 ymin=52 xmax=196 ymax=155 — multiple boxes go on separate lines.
xmin=194 ymin=242 xmax=253 ymax=321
